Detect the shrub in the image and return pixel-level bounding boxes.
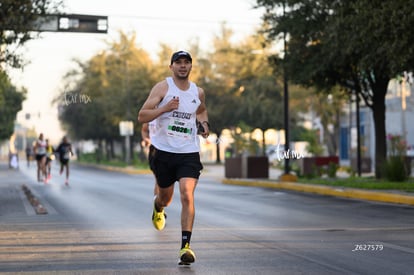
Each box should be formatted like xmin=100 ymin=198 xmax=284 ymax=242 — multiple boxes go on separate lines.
xmin=384 ymin=156 xmax=408 ymax=182
xmin=384 ymin=134 xmax=409 ymax=182
xmin=327 ymin=162 xmax=338 ymax=178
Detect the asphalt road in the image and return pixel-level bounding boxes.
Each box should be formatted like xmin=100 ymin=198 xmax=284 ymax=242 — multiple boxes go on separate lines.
xmin=1 ymin=162 xmax=413 ymax=274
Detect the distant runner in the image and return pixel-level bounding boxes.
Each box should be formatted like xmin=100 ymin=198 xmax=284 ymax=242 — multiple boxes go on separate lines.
xmin=56 ymin=136 xmax=73 ymax=186
xmin=45 ymin=139 xmax=55 ymax=183
xmin=33 ymin=133 xmax=47 ymax=183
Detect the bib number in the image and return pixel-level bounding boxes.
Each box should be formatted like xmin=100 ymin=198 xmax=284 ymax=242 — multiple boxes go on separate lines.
xmin=167 ymin=117 xmax=193 ymax=139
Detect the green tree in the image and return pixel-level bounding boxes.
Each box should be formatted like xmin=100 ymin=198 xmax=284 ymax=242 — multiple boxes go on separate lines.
xmin=300 ymin=128 xmax=324 ymax=156
xmin=0 ymin=71 xmax=26 ymax=141
xmin=56 ymin=27 xmax=302 ymax=164
xmin=256 ymin=0 xmax=414 ymax=178
xmin=198 ymin=24 xmax=285 ymax=161
xmin=233 ymin=33 xmax=284 ymax=155
xmin=309 ymin=87 xmax=348 ymax=156
xmin=194 ymin=25 xmax=243 ymax=162
xmin=0 ymin=0 xmax=62 ymax=68
xmin=56 ymin=32 xmax=155 ymax=160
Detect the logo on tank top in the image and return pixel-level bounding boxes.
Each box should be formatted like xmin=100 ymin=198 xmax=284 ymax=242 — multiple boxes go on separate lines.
xmin=172 ymin=111 xmax=191 ymax=119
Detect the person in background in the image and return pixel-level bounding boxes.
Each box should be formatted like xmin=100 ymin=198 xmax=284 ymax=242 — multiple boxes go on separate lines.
xmin=45 ymin=139 xmax=55 ymax=183
xmin=25 ymin=146 xmax=32 ymax=168
xmin=33 ymin=133 xmax=47 ymax=182
xmin=141 ymin=121 xmax=160 ymax=196
xmin=8 ymin=134 xmax=19 ymax=170
xmin=56 ymin=136 xmax=73 ymax=186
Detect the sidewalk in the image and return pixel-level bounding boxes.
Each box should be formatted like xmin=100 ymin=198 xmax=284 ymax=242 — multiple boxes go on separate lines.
xmin=0 ymin=163 xmax=35 ymax=218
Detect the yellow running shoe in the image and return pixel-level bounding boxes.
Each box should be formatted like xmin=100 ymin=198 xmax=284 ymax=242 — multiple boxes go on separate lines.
xmin=152 ymin=198 xmax=165 ymax=231
xmin=179 ymin=243 xmax=196 ymax=265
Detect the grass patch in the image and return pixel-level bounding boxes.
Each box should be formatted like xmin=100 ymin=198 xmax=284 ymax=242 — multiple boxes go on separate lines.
xmin=298 ymin=177 xmax=414 ymax=192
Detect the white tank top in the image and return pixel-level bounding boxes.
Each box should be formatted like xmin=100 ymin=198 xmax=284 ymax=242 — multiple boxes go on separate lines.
xmin=151 ymin=77 xmax=201 ymax=153
xmin=148 ymin=120 xmax=156 ymax=138
xmin=36 ymin=139 xmax=47 ymax=154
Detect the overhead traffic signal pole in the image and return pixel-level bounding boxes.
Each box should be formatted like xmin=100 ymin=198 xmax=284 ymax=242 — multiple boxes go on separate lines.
xmin=32 ymin=14 xmax=108 ymax=33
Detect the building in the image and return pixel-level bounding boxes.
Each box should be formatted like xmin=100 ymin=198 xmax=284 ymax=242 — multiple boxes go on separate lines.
xmin=339 ymin=73 xmax=414 ymax=172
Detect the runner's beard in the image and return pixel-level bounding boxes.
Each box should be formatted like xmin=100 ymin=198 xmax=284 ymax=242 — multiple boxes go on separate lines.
xmin=175 ymin=71 xmax=190 ymax=80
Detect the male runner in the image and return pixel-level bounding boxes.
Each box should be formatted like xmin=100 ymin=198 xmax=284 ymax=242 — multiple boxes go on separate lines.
xmin=138 ymin=50 xmax=209 ymax=265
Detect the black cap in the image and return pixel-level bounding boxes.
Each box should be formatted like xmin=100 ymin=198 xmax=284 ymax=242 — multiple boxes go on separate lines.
xmin=170 ymin=51 xmax=192 ymax=64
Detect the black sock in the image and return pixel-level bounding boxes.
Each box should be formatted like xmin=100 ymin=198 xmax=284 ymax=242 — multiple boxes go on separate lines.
xmin=154 ymin=197 xmax=162 ymax=212
xmin=181 ymin=231 xmax=192 ymax=249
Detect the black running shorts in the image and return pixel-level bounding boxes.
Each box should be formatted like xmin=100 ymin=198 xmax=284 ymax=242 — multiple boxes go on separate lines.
xmin=149 ymin=145 xmax=203 ymax=188
xmin=35 ymin=154 xmax=46 ymax=161
xmin=60 ymin=158 xmax=69 ymax=165
xmin=148 ymin=145 xmax=156 ymax=173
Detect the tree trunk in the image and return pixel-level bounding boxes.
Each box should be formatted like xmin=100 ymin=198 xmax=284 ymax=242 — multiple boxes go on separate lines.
xmin=96 ymin=139 xmax=102 ymax=163
xmin=110 ymin=139 xmax=115 ymax=160
xmin=130 ymin=138 xmax=135 ymax=162
xmin=324 ymin=127 xmax=335 ymax=156
xmin=371 ymin=80 xmax=388 ymax=179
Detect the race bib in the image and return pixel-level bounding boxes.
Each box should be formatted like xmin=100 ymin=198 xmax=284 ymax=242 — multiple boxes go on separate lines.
xmin=167 ymin=117 xmax=193 ymax=139
xmin=64 ymin=151 xmax=70 ymax=159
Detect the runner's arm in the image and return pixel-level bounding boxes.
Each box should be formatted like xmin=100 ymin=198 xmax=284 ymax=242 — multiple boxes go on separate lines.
xmin=196 ymin=87 xmax=209 ymax=137
xmin=138 ymin=81 xmax=178 ymax=123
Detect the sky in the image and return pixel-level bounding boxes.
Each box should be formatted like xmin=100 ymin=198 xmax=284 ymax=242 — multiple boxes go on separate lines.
xmin=9 ymin=0 xmax=264 ymax=143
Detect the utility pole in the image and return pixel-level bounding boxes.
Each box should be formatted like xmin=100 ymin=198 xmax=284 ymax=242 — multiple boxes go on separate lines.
xmin=279 ymin=2 xmax=296 ymax=182
xmin=283 ymin=26 xmax=290 ymax=175
xmin=401 ymin=73 xmax=407 ymax=141
xmin=355 ymin=92 xmax=362 ymax=177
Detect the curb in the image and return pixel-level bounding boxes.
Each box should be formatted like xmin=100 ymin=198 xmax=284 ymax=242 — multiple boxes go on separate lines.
xmin=75 ymin=162 xmax=151 ymax=175
xmin=22 ymin=184 xmax=48 ymax=214
xmin=222 ymin=179 xmax=414 ymax=206
xmin=99 ymin=165 xmax=151 ymax=175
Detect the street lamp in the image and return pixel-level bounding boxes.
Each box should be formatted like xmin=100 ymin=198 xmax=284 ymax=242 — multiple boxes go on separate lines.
xmin=282 ymin=12 xmax=290 ymax=176
xmin=279 ymin=2 xmax=297 ymax=182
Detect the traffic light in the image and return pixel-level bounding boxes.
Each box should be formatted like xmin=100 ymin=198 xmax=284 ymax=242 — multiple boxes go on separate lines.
xmin=58 ymin=14 xmax=108 ymax=33
xmin=33 ymin=14 xmax=108 ymax=33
